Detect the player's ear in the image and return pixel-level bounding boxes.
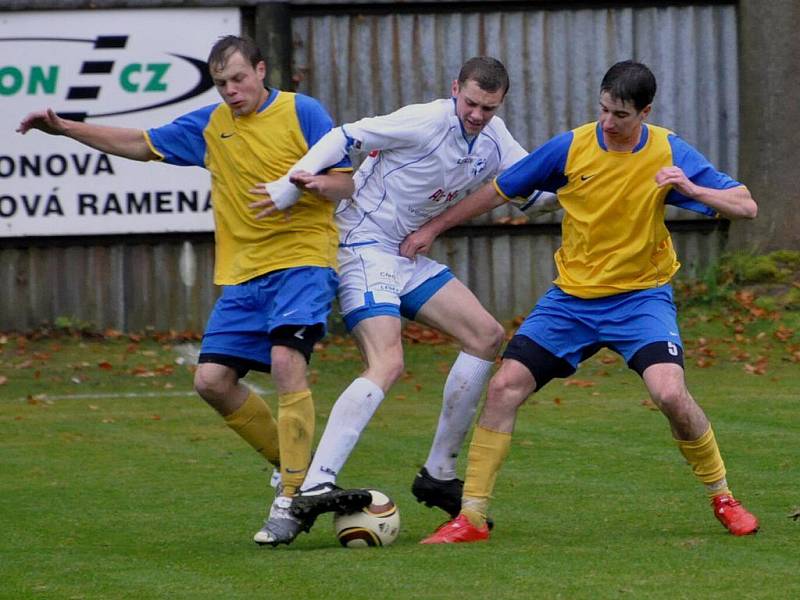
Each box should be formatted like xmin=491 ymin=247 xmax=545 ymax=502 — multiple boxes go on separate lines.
xmin=451 ymin=79 xmax=460 ymax=97
xmin=256 ymin=60 xmax=267 ymax=81
xmin=640 ymin=103 xmax=653 ymax=120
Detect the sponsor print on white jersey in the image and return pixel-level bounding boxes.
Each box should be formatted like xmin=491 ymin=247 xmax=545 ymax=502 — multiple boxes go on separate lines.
xmin=336 ymin=98 xmax=527 ymax=248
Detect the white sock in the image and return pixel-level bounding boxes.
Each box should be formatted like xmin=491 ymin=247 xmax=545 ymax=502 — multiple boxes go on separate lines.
xmin=424 ymin=351 xmax=493 ymax=480
xmin=301 ymin=377 xmax=384 ymax=490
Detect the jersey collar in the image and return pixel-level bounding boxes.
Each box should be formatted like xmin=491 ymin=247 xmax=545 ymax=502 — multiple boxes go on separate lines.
xmin=257 ymin=88 xmax=279 ymax=113
xmin=595 ymin=122 xmax=649 ymax=153
xmin=451 ymin=97 xmax=478 ymax=153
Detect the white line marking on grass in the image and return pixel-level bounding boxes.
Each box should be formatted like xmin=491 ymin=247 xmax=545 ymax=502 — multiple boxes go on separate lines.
xmin=15 ymin=391 xmax=198 ymax=402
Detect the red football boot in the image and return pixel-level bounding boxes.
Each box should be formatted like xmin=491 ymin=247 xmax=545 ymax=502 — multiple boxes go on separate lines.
xmin=419 ymin=514 xmax=490 ymax=544
xmin=711 ymin=494 xmax=759 ymax=536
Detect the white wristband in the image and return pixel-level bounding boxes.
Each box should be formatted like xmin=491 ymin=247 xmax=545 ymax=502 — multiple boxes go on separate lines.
xmin=266 ymin=176 xmax=301 ymax=210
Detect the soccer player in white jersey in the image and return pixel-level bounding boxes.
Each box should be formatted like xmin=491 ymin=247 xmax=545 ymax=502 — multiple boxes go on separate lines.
xmin=251 ymin=57 xmax=555 ymax=540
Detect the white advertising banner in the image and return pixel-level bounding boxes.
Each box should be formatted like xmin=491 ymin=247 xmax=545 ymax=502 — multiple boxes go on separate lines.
xmin=0 ymin=8 xmax=241 ymax=237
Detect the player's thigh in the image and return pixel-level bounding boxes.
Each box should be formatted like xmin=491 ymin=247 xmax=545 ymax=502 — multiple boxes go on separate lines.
xmin=266 ymin=267 xmax=338 ymax=364
xmin=514 ymin=287 xmax=599 ymax=370
xmin=199 ymin=282 xmax=272 ymax=373
xmin=601 ymin=286 xmax=686 ymax=375
xmin=413 ymin=277 xmax=502 ymax=350
xmin=337 ymin=245 xmax=413 ymax=331
xmin=502 ymin=333 xmax=576 ymax=393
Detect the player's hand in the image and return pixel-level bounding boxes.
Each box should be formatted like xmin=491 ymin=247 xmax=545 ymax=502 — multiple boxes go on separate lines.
xmin=400 ymin=229 xmax=436 ymax=259
xmin=250 ymin=177 xmax=302 ymax=218
xmin=16 ymin=108 xmax=67 ymax=135
xmin=655 ymin=166 xmax=698 ymax=197
xmin=289 ymin=169 xmax=323 ymax=190
xmin=249 ymin=183 xmax=279 ymax=219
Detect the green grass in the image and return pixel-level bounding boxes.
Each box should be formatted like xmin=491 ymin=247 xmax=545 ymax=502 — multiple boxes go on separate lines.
xmin=1 ymin=308 xmax=798 ymax=599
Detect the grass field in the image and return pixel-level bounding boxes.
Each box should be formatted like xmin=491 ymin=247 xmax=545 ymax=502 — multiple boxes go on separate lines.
xmin=1 ymin=294 xmax=798 ymax=599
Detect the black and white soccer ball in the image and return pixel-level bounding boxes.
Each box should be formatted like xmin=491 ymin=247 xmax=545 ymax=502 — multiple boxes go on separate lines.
xmin=333 ymin=489 xmax=400 ymax=548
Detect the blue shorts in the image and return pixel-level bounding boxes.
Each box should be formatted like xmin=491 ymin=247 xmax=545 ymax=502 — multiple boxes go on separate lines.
xmin=516 ymin=285 xmax=683 ymax=369
xmin=200 ymin=267 xmax=338 ymax=371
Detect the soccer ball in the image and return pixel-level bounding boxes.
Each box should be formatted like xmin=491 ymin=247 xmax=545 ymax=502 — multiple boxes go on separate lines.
xmin=333 ymin=489 xmax=400 ymax=548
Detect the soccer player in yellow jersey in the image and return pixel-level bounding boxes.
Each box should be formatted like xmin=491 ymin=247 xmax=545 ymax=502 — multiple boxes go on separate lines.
xmin=400 ymin=60 xmax=760 ymax=543
xmin=16 ymin=35 xmax=361 ymax=546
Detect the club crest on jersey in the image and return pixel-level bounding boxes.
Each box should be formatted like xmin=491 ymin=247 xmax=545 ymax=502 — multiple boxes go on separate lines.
xmin=457 ymin=155 xmax=487 ymax=176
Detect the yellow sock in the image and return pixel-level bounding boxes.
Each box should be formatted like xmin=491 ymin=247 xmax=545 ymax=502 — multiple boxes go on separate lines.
xmin=223 ymin=390 xmax=280 ymax=466
xmin=676 ymin=426 xmax=730 ymax=498
xmin=461 ymin=425 xmax=513 ymax=526
xmin=278 ymin=390 xmax=315 ymax=496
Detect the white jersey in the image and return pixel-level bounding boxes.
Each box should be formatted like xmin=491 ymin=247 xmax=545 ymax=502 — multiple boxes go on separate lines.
xmin=336 ymin=98 xmax=527 ymax=249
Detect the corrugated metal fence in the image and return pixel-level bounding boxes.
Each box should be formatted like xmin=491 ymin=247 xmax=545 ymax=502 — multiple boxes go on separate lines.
xmin=0 ymin=1 xmax=736 ymax=332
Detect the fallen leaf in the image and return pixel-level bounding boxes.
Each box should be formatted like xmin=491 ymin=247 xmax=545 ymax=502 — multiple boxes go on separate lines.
xmin=0 ymin=375 xmax=7 ymax=385
xmin=774 ymin=325 xmax=795 ymax=342
xmin=98 ymin=361 xmax=113 ymax=370
xmin=564 ymin=379 xmax=596 ymax=388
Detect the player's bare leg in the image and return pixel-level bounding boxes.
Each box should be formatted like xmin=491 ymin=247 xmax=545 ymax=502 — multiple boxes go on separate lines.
xmin=643 ymin=363 xmax=758 ymax=535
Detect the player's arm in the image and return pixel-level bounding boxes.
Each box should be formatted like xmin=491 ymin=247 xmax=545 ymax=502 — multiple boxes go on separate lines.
xmin=17 ymin=108 xmax=157 ymax=161
xmin=401 ymin=131 xmax=571 ymax=258
xmin=252 ymin=102 xmax=435 ymax=217
xmin=399 ymin=182 xmax=504 ymax=258
xmin=289 ymin=170 xmax=355 ymax=201
xmin=656 ymin=167 xmax=757 ymax=220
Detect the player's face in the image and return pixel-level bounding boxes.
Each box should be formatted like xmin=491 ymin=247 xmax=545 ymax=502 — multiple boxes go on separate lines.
xmin=210 ymin=51 xmax=269 ymax=117
xmin=452 ymin=79 xmax=505 ymax=136
xmin=598 ymin=92 xmax=651 ymax=149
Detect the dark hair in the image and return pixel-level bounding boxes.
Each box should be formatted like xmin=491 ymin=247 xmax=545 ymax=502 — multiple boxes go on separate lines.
xmin=600 ymin=60 xmax=657 ymax=111
xmin=208 ymin=35 xmax=263 ymax=70
xmin=458 ymin=56 xmax=510 ymax=96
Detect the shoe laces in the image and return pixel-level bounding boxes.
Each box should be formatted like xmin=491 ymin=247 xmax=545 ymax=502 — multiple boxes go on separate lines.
xmin=269 ymin=496 xmax=298 ymax=522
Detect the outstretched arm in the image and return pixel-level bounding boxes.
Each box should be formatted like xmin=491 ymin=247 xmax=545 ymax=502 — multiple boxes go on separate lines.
xmin=656 ymin=166 xmax=757 ymax=220
xmin=400 ymin=182 xmax=505 ymax=258
xmin=17 ymin=108 xmax=157 ymax=162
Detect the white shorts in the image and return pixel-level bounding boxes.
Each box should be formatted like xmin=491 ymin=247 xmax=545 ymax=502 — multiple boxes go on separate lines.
xmin=337 ymin=243 xmax=454 ymax=331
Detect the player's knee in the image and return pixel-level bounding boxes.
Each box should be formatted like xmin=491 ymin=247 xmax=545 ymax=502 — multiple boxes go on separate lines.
xmin=364 ymin=352 xmax=404 ymax=390
xmin=382 ymin=355 xmax=406 ymax=388
xmin=463 ymin=316 xmax=505 ymax=359
xmin=193 ymin=364 xmax=234 ymax=402
xmin=650 ymin=381 xmax=692 ymax=415
xmin=486 ymin=371 xmax=528 ymax=414
xmin=269 ymin=345 xmax=309 ymax=389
